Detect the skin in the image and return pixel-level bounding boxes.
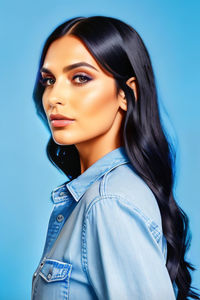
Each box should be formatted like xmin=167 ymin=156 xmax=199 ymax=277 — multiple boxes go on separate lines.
xmin=41 ymin=34 xmax=138 ymax=174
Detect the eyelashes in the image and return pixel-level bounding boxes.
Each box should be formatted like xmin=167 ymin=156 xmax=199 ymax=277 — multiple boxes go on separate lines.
xmin=39 ymin=73 xmax=92 ymax=87
xmin=39 ymin=77 xmax=54 ymax=87
xmin=72 ymin=74 xmax=92 ymax=85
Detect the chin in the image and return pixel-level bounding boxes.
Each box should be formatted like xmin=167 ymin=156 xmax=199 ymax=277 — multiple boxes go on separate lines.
xmin=51 ymin=134 xmax=75 ymax=146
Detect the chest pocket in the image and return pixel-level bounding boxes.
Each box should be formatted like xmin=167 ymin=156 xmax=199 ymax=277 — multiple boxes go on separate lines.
xmin=33 ymin=258 xmax=72 ymax=300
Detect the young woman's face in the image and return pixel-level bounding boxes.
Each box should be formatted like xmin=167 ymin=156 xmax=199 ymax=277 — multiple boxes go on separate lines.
xmin=41 ymin=34 xmax=126 ymax=148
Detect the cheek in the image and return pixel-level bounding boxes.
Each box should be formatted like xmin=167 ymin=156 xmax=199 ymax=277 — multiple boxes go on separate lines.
xmin=74 ymin=84 xmax=118 ymax=127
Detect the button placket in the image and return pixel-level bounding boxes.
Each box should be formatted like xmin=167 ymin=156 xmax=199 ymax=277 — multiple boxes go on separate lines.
xmin=39 ymin=258 xmax=46 ymax=271
xmin=33 ymin=257 xmax=46 ymax=282
xmin=56 ymin=214 xmax=64 ymax=222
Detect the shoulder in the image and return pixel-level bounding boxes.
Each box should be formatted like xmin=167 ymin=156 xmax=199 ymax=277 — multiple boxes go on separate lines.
xmin=106 ymin=163 xmax=162 ymax=224
xmin=81 ymin=162 xmax=167 ymax=262
xmin=83 ymin=162 xmax=162 ymax=228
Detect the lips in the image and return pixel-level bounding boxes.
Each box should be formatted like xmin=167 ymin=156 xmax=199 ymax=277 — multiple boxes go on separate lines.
xmin=49 ymin=113 xmax=74 ymax=121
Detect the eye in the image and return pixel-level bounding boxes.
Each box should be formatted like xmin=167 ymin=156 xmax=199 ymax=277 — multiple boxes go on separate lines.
xmin=72 ymin=73 xmax=92 ymax=85
xmin=39 ymin=77 xmax=55 ymax=87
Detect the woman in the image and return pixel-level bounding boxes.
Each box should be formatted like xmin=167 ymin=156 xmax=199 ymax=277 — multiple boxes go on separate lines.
xmin=31 ymin=16 xmax=199 ymax=300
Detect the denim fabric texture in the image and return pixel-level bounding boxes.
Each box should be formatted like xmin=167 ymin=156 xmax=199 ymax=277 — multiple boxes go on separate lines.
xmin=31 ymin=146 xmax=177 ymax=300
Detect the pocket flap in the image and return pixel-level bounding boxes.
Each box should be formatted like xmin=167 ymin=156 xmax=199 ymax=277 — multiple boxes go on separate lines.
xmin=39 ymin=258 xmax=72 ymax=283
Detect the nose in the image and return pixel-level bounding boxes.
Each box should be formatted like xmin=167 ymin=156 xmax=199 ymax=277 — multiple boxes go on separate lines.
xmin=47 ymin=79 xmax=66 ymax=107
xmin=48 ymin=97 xmax=64 ymax=108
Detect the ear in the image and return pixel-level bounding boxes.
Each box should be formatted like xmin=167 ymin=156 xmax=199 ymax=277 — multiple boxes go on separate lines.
xmin=118 ymin=76 xmax=138 ymax=112
xmin=118 ymin=89 xmax=127 ymax=111
xmin=126 ymin=76 xmax=138 ymax=101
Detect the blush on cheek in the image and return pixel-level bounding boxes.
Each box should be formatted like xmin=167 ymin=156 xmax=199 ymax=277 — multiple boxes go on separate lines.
xmin=80 ymin=96 xmax=119 ymax=134
xmin=80 ymin=86 xmax=118 ymax=118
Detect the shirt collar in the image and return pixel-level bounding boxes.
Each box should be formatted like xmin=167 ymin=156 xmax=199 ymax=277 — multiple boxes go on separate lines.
xmin=51 ymin=146 xmax=130 ymax=204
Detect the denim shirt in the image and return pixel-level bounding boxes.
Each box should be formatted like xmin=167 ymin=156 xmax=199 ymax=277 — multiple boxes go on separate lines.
xmin=31 ymin=146 xmax=177 ymax=300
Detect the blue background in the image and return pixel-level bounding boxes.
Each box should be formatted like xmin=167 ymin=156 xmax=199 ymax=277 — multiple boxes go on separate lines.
xmin=0 ymin=0 xmax=199 ymax=298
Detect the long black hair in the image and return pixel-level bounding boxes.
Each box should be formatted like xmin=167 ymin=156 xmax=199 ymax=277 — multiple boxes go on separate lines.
xmin=32 ymin=15 xmax=199 ymax=299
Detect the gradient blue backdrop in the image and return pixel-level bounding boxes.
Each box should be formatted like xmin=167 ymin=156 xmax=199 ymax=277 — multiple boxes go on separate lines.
xmin=1 ymin=0 xmax=199 ymax=299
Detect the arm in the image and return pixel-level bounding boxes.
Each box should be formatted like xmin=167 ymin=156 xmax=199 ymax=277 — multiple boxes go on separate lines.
xmin=82 ymin=194 xmax=176 ymax=300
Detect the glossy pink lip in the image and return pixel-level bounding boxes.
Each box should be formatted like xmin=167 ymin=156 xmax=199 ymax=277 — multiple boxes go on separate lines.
xmin=49 ymin=113 xmax=75 ymax=121
xmin=51 ymin=119 xmax=75 ymax=127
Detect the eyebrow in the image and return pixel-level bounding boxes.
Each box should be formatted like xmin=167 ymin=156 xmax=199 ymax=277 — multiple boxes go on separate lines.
xmin=40 ymin=62 xmax=99 ymax=74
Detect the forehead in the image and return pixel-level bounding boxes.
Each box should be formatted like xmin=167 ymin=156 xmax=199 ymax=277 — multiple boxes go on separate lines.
xmin=43 ymin=34 xmax=100 ymax=70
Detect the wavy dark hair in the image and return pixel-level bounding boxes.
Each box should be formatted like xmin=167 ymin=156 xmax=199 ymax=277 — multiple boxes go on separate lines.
xmin=32 ymin=15 xmax=199 ymax=299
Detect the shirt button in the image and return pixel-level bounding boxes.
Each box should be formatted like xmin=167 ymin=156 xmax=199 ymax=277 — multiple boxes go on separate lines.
xmin=56 ymin=214 xmax=64 ymax=222
xmin=47 ymin=273 xmax=52 ymax=280
xmin=59 ymin=191 xmax=66 ymax=196
xmin=33 ymin=272 xmax=37 ymax=278
xmin=40 ymin=262 xmax=44 ymax=267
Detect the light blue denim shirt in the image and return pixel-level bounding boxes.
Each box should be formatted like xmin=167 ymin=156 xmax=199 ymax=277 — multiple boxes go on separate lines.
xmin=31 ymin=146 xmax=177 ymax=300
